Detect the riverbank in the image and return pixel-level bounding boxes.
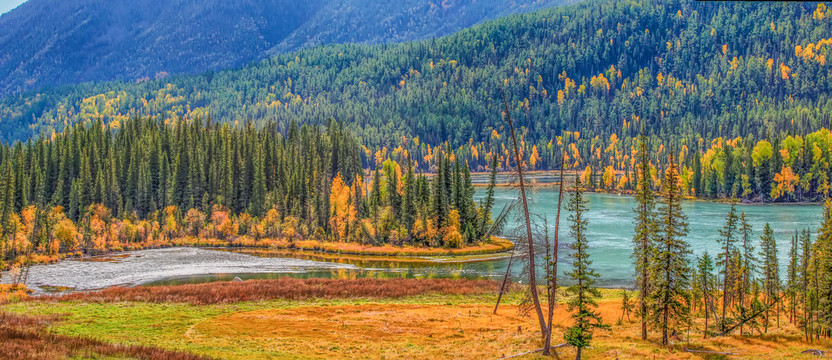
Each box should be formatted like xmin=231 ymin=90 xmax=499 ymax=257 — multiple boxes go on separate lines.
xmin=6 ymin=236 xmax=514 ymax=271
xmin=1 ymin=278 xmax=822 ymax=359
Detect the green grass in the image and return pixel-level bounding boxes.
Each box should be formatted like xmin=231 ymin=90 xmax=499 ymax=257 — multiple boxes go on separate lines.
xmin=2 ymin=292 xmax=528 ymax=359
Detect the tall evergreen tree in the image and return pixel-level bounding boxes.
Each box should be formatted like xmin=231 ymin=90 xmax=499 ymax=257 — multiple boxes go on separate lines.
xmin=737 ymin=212 xmax=756 ymax=335
xmin=563 ymin=177 xmax=606 ymax=360
xmin=695 ymin=251 xmax=716 ymax=338
xmin=815 ymin=199 xmax=832 ymax=337
xmin=759 ymin=223 xmax=780 ymax=333
xmin=717 ymin=199 xmax=739 ymax=332
xmin=632 ymin=132 xmax=655 ymax=341
xmin=650 ymin=151 xmax=691 ymax=346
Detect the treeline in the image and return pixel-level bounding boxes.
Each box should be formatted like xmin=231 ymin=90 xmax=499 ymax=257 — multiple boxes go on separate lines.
xmin=568 ymin=129 xmax=832 ymax=202
xmin=0 ymin=117 xmax=496 ymax=268
xmin=2 ymin=0 xmax=832 ymax=187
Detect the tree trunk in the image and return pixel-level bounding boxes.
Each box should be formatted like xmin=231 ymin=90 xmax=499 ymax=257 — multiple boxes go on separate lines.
xmin=494 ymin=252 xmax=515 ymax=314
xmin=502 ymin=90 xmax=548 ymax=343
xmin=543 ymin=157 xmax=566 ymax=356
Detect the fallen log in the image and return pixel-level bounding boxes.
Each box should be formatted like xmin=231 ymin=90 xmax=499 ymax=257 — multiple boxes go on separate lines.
xmin=497 ymin=343 xmax=568 ymax=360
xmin=684 ymin=348 xmax=739 ymax=356
xmin=718 ymin=293 xmax=787 ymax=337
xmin=801 ymin=349 xmax=825 ymax=356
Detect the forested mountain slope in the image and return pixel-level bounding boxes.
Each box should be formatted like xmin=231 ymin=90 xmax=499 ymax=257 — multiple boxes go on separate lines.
xmin=3 ymin=0 xmax=832 ymax=202
xmin=0 ymin=0 xmax=563 ymax=95
xmin=2 ymin=0 xmax=829 ymax=145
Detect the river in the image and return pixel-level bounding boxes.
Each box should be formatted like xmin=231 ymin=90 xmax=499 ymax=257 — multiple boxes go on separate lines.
xmin=3 ymin=187 xmax=822 ymax=294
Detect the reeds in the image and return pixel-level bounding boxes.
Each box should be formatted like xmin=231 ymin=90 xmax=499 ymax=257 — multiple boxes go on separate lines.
xmin=36 ymin=278 xmax=500 ymax=305
xmin=0 ymin=312 xmax=212 ymax=360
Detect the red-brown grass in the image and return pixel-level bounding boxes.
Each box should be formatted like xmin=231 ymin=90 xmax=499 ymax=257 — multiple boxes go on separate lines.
xmin=36 ymin=278 xmax=500 ymax=305
xmin=0 ymin=312 xmax=213 ymax=360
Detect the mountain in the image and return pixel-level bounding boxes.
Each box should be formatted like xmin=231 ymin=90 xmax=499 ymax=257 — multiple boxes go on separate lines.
xmin=2 ymin=0 xmax=832 ymax=203
xmin=0 ymin=0 xmax=565 ymax=95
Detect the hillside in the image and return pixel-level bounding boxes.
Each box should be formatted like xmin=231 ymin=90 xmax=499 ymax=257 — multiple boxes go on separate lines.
xmin=0 ymin=0 xmax=563 ymax=96
xmin=1 ymin=0 xmax=830 ymax=144
xmin=3 ymin=0 xmax=832 ymax=202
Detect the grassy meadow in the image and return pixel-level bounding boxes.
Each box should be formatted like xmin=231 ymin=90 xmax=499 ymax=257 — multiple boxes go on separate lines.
xmin=0 ymin=278 xmax=827 ymax=359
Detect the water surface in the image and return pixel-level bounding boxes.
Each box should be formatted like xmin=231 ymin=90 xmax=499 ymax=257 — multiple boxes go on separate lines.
xmin=5 ymin=188 xmax=822 ymax=293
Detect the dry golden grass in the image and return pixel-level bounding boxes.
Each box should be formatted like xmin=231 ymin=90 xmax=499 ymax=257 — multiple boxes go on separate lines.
xmin=185 ymin=297 xmax=830 ymax=359
xmin=8 ymin=279 xmax=831 ymax=359
xmin=188 ymin=304 xmax=537 ymax=359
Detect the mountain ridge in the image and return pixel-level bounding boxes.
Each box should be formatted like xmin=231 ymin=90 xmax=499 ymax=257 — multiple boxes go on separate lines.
xmin=0 ymin=0 xmax=565 ymax=95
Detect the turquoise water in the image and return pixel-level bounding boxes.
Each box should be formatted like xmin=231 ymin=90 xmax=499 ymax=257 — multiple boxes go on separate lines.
xmin=483 ymin=187 xmax=822 ymax=286
xmin=10 ymin=187 xmax=823 ymax=293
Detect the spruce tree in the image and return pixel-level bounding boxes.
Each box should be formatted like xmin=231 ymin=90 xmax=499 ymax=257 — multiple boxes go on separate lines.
xmin=401 ymin=156 xmax=416 ymax=234
xmin=650 ymin=151 xmax=691 ymax=346
xmin=632 ymin=132 xmax=655 ymax=341
xmin=563 ymin=177 xmax=607 ymax=360
xmin=759 ymin=223 xmax=780 ymax=333
xmin=815 ymin=199 xmax=832 ymax=337
xmin=799 ymin=229 xmax=814 ymax=341
xmin=717 ymin=198 xmax=738 ymax=332
xmin=249 ymin=143 xmax=267 ymax=217
xmin=787 ymin=230 xmax=800 ymax=324
xmin=477 ymin=153 xmax=499 ymax=239
xmin=696 ymin=251 xmax=715 ymax=338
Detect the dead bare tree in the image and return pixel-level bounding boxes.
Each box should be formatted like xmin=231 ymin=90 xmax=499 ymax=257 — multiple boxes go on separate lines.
xmin=542 ymin=152 xmax=566 ymax=355
xmin=500 ymin=89 xmax=549 ymax=344
xmin=491 ymin=202 xmax=519 ymax=314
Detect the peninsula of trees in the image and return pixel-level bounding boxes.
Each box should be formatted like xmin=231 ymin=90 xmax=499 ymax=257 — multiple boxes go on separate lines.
xmin=0 ymin=117 xmax=502 ymax=269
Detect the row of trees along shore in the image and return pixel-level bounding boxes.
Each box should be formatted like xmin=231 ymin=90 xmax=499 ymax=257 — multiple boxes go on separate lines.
xmin=0 ymin=117 xmax=500 ymax=269
xmin=519 ymin=131 xmax=832 ymax=359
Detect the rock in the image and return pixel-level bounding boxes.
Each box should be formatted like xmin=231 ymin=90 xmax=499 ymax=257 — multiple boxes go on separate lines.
xmin=233 ymin=276 xmax=243 ymax=282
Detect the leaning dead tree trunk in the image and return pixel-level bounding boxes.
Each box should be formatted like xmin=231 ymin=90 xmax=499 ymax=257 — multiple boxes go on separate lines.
xmin=542 ymin=153 xmax=566 ymax=355
xmin=491 ymin=203 xmax=516 ymax=314
xmin=501 ymin=89 xmax=549 ymax=344
xmin=494 ymin=250 xmax=516 ymax=314
xmin=718 ymin=293 xmax=786 ymax=336
xmin=497 ymin=343 xmax=568 ymax=360
xmin=684 ymin=348 xmax=739 ymax=356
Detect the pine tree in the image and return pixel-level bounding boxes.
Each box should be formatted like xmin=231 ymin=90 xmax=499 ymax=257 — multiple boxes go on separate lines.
xmin=0 ymin=160 xmax=15 ymax=232
xmin=799 ymin=229 xmax=814 ymax=341
xmin=632 ymin=132 xmax=655 ymax=341
xmin=787 ymin=230 xmax=800 ymax=324
xmin=737 ymin=212 xmax=756 ymax=334
xmin=815 ymin=199 xmax=832 ymax=337
xmin=371 ymin=165 xmax=383 ymax=222
xmin=563 ymin=176 xmax=607 ymax=360
xmin=759 ymin=223 xmax=780 ymax=333
xmin=696 ymin=251 xmax=716 ymax=338
xmin=477 ymin=153 xmax=499 ymax=239
xmin=249 ymin=143 xmax=267 ymax=217
xmin=717 ymin=198 xmax=739 ymax=332
xmin=650 ymin=151 xmax=691 ymax=346
xmin=401 ymin=156 xmax=416 ymax=234
xmin=431 ymin=152 xmax=449 ymax=231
